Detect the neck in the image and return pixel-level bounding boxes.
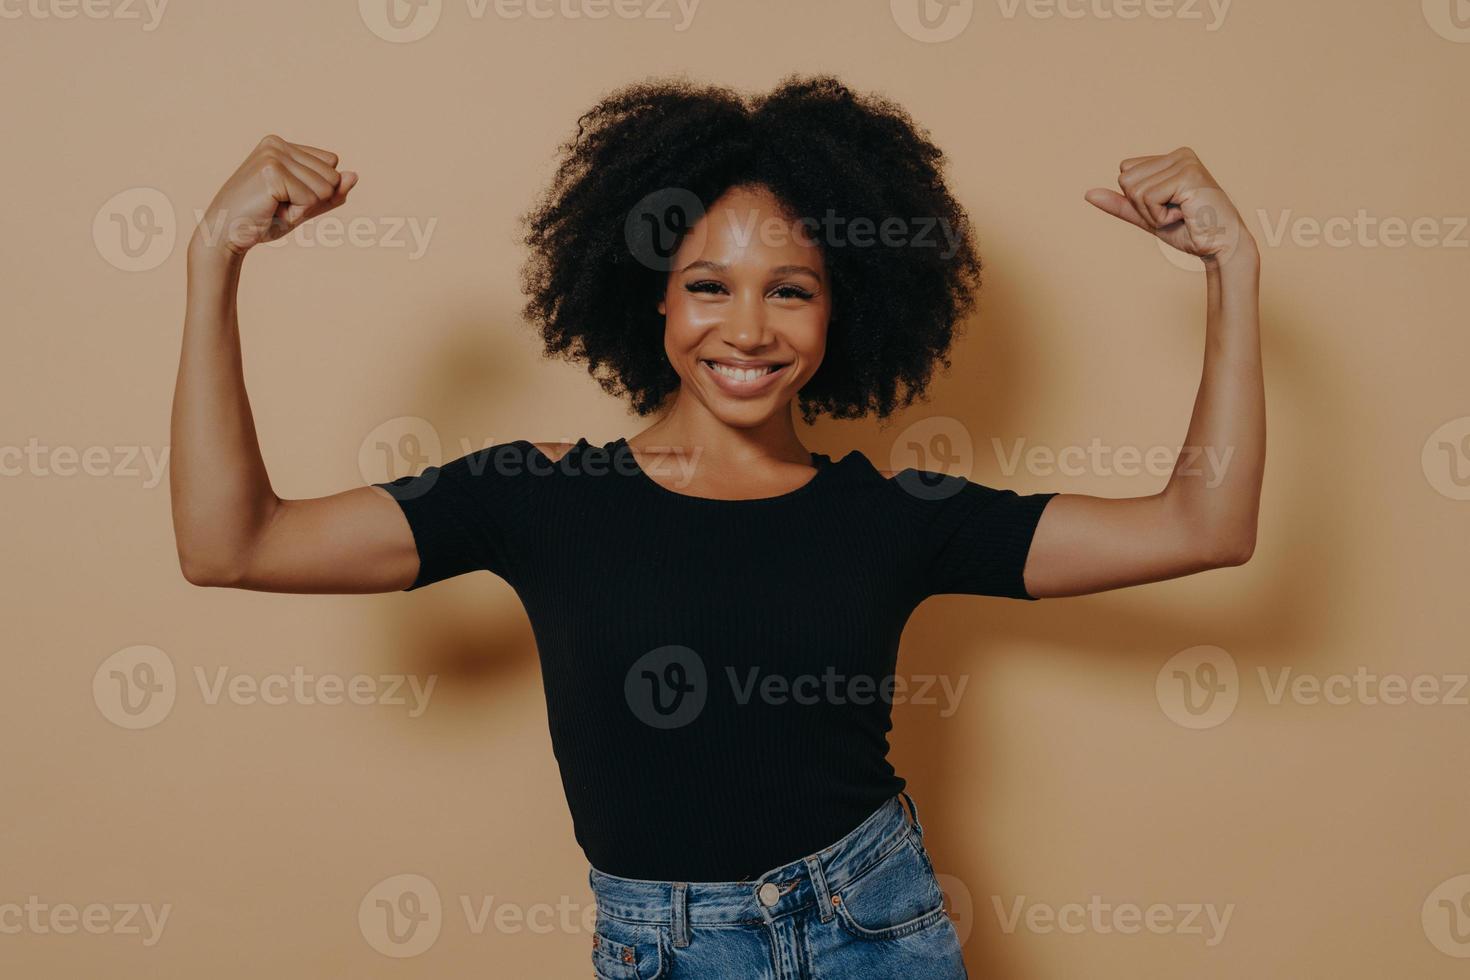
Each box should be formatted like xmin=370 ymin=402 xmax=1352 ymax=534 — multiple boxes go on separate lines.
xmin=631 ymin=392 xmax=811 ymax=468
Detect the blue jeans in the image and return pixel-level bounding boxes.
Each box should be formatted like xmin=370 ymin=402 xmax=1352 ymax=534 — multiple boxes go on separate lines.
xmin=587 ymin=792 xmax=967 ymax=979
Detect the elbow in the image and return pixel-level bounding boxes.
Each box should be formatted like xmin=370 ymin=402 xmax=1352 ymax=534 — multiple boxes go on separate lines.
xmin=172 ymin=503 xmax=281 ymax=589
xmin=177 ymin=547 xmax=245 ymax=588
xmin=1170 ymin=492 xmax=1258 ymax=570
xmin=1203 ymin=527 xmax=1256 ymax=568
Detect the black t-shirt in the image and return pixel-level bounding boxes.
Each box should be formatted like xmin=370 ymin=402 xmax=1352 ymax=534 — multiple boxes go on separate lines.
xmin=376 ymin=437 xmax=1055 ymax=881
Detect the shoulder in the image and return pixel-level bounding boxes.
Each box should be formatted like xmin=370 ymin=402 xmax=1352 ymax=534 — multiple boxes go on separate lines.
xmin=453 ymin=440 xmax=577 ymax=466
xmin=832 ymin=449 xmax=1021 ymax=509
xmin=822 ymin=448 xmax=911 ymax=496
xmin=430 ymin=439 xmax=580 ymax=482
xmin=532 ymin=441 xmax=577 ymax=463
xmin=446 ymin=438 xmax=631 ymax=474
xmin=824 ymin=446 xmax=899 ymax=481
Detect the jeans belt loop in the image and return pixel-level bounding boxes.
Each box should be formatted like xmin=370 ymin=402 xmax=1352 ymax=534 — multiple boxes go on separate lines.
xmin=803 ymin=854 xmax=836 ymax=924
xmin=900 ymin=790 xmax=925 ymax=839
xmin=671 ymin=881 xmax=690 ymax=948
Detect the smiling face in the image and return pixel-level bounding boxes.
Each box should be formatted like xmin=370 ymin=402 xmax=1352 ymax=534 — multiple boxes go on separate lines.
xmin=657 ymin=184 xmax=832 ymax=430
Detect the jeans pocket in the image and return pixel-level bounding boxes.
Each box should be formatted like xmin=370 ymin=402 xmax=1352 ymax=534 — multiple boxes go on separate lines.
xmin=591 ymin=913 xmax=668 ymax=980
xmin=832 ymin=830 xmax=951 ymax=941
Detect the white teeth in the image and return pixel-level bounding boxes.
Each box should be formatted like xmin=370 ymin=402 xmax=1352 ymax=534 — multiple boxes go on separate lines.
xmin=708 ymin=362 xmax=778 ymax=383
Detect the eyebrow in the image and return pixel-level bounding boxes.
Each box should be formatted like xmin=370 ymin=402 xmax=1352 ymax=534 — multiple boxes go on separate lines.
xmin=770 ymin=264 xmax=823 ymax=279
xmin=678 ymin=260 xmax=823 ymax=279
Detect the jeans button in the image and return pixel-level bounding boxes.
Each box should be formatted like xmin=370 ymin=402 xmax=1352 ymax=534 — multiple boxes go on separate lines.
xmin=757 ymin=882 xmax=780 ymax=907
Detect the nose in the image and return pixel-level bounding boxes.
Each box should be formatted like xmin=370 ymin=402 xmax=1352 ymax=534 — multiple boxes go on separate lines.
xmin=717 ymin=290 xmax=772 ymax=351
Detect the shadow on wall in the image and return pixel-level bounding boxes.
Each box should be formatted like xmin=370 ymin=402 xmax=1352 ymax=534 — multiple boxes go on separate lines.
xmin=371 ymin=314 xmax=545 ymax=689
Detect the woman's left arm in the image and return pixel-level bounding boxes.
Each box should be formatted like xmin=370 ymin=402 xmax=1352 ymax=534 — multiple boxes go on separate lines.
xmin=1023 ymin=147 xmax=1264 ymax=598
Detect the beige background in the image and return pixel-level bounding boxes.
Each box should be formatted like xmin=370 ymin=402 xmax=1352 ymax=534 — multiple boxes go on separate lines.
xmin=3 ymin=0 xmax=1468 ymax=976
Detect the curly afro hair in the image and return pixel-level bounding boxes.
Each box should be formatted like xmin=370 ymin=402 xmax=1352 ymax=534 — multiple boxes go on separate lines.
xmin=520 ymin=75 xmax=981 ymax=423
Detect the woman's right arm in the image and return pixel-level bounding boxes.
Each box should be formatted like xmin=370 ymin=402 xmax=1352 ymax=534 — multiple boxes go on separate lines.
xmin=170 ymin=135 xmax=418 ymax=594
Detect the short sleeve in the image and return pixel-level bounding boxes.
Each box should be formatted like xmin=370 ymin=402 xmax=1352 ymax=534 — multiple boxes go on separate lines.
xmin=373 ymin=442 xmax=534 ymax=591
xmin=899 ymin=470 xmax=1057 ymax=600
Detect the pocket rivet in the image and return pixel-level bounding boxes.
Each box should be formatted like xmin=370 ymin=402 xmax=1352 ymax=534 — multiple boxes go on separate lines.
xmin=831 ymin=896 xmax=841 ymax=906
xmin=622 ymin=949 xmax=634 ymax=963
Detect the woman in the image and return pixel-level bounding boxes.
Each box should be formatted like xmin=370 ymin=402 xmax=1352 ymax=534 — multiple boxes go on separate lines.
xmin=170 ymin=76 xmax=1262 ymax=979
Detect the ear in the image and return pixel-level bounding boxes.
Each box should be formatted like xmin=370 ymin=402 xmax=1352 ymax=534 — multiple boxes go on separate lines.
xmin=657 ymin=298 xmax=667 ymax=316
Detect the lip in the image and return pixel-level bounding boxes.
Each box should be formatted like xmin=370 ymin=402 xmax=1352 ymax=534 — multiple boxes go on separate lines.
xmin=700 ymin=358 xmax=791 ymax=397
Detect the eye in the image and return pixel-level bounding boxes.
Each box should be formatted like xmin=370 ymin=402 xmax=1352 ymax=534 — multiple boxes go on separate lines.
xmin=769 ymin=284 xmax=814 ymax=301
xmin=685 ymin=280 xmax=728 ymax=295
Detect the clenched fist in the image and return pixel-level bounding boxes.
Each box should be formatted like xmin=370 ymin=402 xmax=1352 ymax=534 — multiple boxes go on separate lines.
xmin=1085 ymin=147 xmax=1255 ymax=268
xmin=192 ymin=135 xmax=358 ymax=258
